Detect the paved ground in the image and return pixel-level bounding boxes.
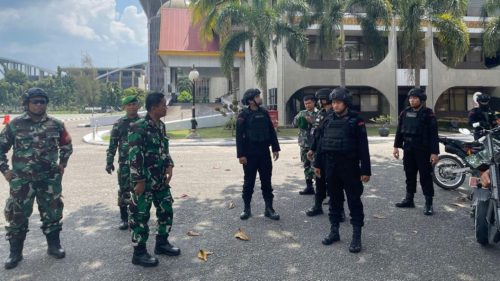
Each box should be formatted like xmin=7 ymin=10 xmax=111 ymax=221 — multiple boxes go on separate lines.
xmin=0 ymin=119 xmax=499 ymax=281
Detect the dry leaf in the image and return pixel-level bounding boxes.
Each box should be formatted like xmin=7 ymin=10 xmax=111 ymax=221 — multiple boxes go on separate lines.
xmin=197 ymin=249 xmax=213 ymax=261
xmin=227 ymin=201 xmax=236 ymax=209
xmin=234 ymin=228 xmax=250 ymax=241
xmin=373 ymin=214 xmax=386 ymax=219
xmin=187 ymin=230 xmax=201 ymax=236
xmin=180 ymin=194 xmax=189 ymax=198
xmin=225 ymin=169 xmax=231 ymax=172
xmin=452 ymin=203 xmax=467 ymax=208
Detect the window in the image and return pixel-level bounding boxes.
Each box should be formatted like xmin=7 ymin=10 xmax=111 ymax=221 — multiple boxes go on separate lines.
xmin=361 ymin=95 xmax=379 ymax=112
xmin=268 ymin=88 xmax=278 ymax=110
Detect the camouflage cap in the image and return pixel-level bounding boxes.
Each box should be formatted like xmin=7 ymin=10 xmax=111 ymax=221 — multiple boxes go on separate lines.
xmin=122 ymin=95 xmax=139 ymax=105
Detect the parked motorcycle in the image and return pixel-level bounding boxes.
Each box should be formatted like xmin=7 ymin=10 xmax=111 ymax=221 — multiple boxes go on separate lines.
xmin=464 ymin=125 xmax=500 ymax=246
xmin=432 ymin=133 xmax=483 ymax=190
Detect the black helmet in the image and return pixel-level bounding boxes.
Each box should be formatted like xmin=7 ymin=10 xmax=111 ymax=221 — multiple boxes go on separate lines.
xmin=23 ymin=87 xmax=49 ymax=105
xmin=330 ymin=87 xmax=352 ymax=107
xmin=407 ymin=88 xmax=427 ymax=102
xmin=315 ymin=88 xmax=332 ymax=103
xmin=241 ymin=88 xmax=261 ymax=105
xmin=476 ymin=93 xmax=490 ymax=104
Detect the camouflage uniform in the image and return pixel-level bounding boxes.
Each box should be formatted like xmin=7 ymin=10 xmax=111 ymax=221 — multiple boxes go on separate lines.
xmin=106 ymin=115 xmax=140 ymax=208
xmin=128 ymin=114 xmax=174 ymax=244
xmin=293 ymin=109 xmax=318 ymax=181
xmin=0 ymin=113 xmax=72 ymax=240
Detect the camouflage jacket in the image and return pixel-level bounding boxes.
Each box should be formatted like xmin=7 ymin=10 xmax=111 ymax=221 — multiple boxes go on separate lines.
xmin=293 ymin=109 xmax=318 ymax=148
xmin=128 ymin=114 xmax=174 ymax=189
xmin=0 ymin=113 xmax=73 ymax=179
xmin=106 ymin=115 xmax=140 ymax=166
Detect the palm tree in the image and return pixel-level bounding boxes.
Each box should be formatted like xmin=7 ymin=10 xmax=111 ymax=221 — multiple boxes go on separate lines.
xmin=190 ymin=0 xmax=238 ymax=42
xmin=307 ymin=0 xmax=393 ymax=87
xmin=393 ymin=0 xmax=470 ymax=87
xmin=482 ymin=0 xmax=500 ymax=58
xmin=194 ymin=0 xmax=309 ymax=105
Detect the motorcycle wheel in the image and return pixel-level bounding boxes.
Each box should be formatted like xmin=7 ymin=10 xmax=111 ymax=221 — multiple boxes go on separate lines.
xmin=432 ymin=155 xmax=466 ymax=190
xmin=475 ymin=200 xmax=489 ymax=245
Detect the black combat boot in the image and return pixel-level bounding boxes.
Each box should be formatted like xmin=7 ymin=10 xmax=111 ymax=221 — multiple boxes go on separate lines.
xmin=340 ymin=208 xmax=346 ymax=222
xmin=424 ymin=196 xmax=434 ymax=216
xmin=349 ymin=226 xmax=362 ymax=253
xmin=322 ymin=223 xmax=340 ymax=245
xmin=264 ymin=200 xmax=280 ymax=220
xmin=240 ymin=201 xmax=252 ymax=220
xmin=305 ymin=202 xmax=323 ymax=216
xmin=299 ymin=179 xmax=315 ymax=195
xmin=4 ymin=233 xmax=25 ymax=270
xmin=132 ymin=243 xmax=158 ymax=267
xmin=395 ymin=192 xmax=415 ymax=208
xmin=154 ymin=235 xmax=181 ymax=256
xmin=119 ymin=207 xmax=128 ymax=230
xmin=46 ymin=231 xmax=65 ymax=259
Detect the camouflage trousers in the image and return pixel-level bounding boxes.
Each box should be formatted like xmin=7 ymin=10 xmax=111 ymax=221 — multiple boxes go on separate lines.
xmin=300 ymin=147 xmax=314 ymax=181
xmin=128 ymin=183 xmax=173 ymax=244
xmin=4 ymin=173 xmax=63 ymax=240
xmin=117 ymin=164 xmax=132 ymax=207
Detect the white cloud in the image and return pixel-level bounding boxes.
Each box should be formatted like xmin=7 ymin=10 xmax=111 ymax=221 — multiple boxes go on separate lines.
xmin=0 ymin=0 xmax=147 ymax=68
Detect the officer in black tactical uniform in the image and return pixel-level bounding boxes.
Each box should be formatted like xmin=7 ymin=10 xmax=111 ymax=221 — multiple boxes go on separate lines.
xmin=468 ymin=92 xmax=497 ymax=140
xmin=305 ymin=89 xmax=346 ymax=220
xmin=314 ymin=87 xmax=370 ymax=253
xmin=236 ymin=89 xmax=281 ymax=221
xmin=393 ymin=88 xmax=439 ymax=216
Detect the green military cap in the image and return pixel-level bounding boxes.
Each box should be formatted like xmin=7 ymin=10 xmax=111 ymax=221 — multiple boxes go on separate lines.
xmin=122 ymin=95 xmax=139 ymax=105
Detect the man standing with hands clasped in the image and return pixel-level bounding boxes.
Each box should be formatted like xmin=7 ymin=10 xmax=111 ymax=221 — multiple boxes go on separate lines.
xmin=128 ymin=92 xmax=180 ymax=267
xmin=393 ymin=88 xmax=439 ymax=216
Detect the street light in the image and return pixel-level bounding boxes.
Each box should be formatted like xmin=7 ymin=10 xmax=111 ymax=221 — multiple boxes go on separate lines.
xmin=187 ymin=65 xmax=199 ymax=138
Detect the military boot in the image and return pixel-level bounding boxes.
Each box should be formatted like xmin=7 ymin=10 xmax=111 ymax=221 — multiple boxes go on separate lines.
xmin=46 ymin=231 xmax=65 ymax=259
xmin=424 ymin=196 xmax=434 ymax=216
xmin=240 ymin=201 xmax=251 ymax=220
xmin=305 ymin=196 xmax=323 ymax=217
xmin=132 ymin=243 xmax=158 ymax=267
xmin=349 ymin=226 xmax=362 ymax=253
xmin=322 ymin=223 xmax=340 ymax=245
xmin=395 ymin=192 xmax=415 ymax=208
xmin=299 ymin=179 xmax=315 ymax=195
xmin=154 ymin=235 xmax=181 ymax=256
xmin=119 ymin=206 xmax=128 ymax=230
xmin=264 ymin=201 xmax=280 ymax=220
xmin=4 ymin=234 xmax=25 ymax=270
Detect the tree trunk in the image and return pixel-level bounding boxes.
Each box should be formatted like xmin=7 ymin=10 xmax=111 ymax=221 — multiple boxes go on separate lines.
xmin=340 ymin=23 xmax=346 ymax=88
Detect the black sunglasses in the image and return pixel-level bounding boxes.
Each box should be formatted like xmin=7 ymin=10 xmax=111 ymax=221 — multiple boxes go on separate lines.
xmin=30 ymin=99 xmax=47 ymax=105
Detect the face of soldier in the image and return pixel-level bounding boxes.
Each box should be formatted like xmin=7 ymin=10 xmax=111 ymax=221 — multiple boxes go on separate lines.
xmin=332 ymin=100 xmax=347 ymax=114
xmin=304 ymin=99 xmax=315 ymax=111
xmin=409 ymin=96 xmax=421 ymax=108
xmin=152 ymin=97 xmax=167 ymax=118
xmin=251 ymin=95 xmax=262 ymax=106
xmin=125 ymin=101 xmax=139 ymax=116
xmin=28 ymin=97 xmax=48 ymax=116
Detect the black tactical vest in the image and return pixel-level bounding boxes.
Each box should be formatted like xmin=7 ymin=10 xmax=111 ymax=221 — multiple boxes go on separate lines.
xmin=245 ymin=109 xmax=271 ymax=142
xmin=321 ymin=114 xmax=357 ymax=153
xmin=400 ymin=110 xmax=423 ymax=136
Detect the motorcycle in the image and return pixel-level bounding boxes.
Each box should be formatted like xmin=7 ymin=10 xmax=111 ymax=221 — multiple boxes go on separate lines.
xmin=432 ymin=133 xmax=483 ymax=190
xmin=463 ymin=125 xmax=500 ymax=246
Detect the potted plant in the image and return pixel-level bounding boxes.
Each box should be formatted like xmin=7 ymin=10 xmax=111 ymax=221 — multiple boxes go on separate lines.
xmin=370 ymin=114 xmax=392 ymax=137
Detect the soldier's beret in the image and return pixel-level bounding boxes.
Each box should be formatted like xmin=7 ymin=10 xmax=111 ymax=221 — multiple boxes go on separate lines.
xmin=122 ymin=95 xmax=139 ymax=105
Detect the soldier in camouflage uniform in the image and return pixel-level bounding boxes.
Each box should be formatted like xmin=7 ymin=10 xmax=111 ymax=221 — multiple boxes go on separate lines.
xmin=106 ymin=95 xmax=140 ymax=230
xmin=127 ymin=92 xmax=180 ymax=267
xmin=0 ymin=88 xmax=72 ymax=269
xmin=293 ymin=95 xmax=318 ymax=195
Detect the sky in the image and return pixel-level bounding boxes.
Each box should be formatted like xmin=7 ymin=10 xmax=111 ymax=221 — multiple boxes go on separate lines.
xmin=0 ymin=0 xmax=147 ymax=71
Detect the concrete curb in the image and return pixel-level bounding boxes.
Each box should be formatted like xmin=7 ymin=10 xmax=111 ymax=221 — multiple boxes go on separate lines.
xmin=82 ymin=130 xmax=397 ymax=147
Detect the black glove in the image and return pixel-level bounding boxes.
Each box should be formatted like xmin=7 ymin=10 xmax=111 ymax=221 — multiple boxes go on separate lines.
xmin=106 ymin=164 xmax=115 ymax=174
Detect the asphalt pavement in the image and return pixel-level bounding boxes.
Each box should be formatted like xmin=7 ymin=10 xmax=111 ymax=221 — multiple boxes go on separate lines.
xmin=0 ymin=119 xmax=498 ymax=281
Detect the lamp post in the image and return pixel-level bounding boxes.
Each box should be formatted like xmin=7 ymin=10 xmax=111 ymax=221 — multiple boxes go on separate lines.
xmin=187 ymin=65 xmax=199 ymax=138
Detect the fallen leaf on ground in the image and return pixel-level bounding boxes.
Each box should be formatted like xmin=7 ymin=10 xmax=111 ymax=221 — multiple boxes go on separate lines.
xmin=452 ymin=202 xmax=467 ymax=208
xmin=187 ymin=230 xmax=201 ymax=236
xmin=225 ymin=169 xmax=231 ymax=172
xmin=227 ymin=201 xmax=235 ymax=209
xmin=180 ymin=194 xmax=189 ymax=198
xmin=234 ymin=228 xmax=250 ymax=241
xmin=412 ymin=231 xmax=418 ymax=234
xmin=373 ymin=214 xmax=386 ymax=219
xmin=197 ymin=249 xmax=213 ymax=261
